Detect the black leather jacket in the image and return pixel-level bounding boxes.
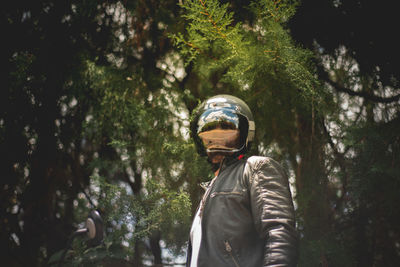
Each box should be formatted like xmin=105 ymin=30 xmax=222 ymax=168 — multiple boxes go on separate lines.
xmin=187 ymin=156 xmax=297 ymax=267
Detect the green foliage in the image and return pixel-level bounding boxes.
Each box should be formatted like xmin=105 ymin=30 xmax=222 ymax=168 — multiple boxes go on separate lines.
xmin=172 ymin=1 xmax=400 ymax=266
xmin=76 ymin=58 xmax=200 ymax=262
xmin=3 ymin=0 xmax=400 ymax=266
xmin=250 ymin=0 xmax=299 ymax=24
xmin=173 ymin=0 xmax=244 ymax=60
xmin=48 ymin=173 xmax=192 ymax=266
xmin=173 ymin=0 xmax=320 ymax=102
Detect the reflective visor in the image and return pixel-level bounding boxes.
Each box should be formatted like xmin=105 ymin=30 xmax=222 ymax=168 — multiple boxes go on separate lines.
xmin=198 ymin=129 xmax=240 ymax=151
xmin=197 ymin=108 xmax=239 ymax=134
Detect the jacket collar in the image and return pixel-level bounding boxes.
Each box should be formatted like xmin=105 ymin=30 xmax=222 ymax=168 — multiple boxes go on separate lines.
xmin=219 ymin=154 xmax=245 ymax=174
xmin=200 ymin=154 xmax=245 ymax=191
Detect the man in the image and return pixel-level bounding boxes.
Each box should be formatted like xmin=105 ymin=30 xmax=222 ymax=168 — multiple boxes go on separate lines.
xmin=187 ymin=95 xmax=297 ymax=267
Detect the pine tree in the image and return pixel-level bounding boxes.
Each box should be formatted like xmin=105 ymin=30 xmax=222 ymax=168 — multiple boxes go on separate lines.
xmin=3 ymin=0 xmax=400 ymax=266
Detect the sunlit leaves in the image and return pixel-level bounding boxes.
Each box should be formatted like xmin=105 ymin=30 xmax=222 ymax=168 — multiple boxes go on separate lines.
xmin=173 ymin=0 xmax=320 ymax=101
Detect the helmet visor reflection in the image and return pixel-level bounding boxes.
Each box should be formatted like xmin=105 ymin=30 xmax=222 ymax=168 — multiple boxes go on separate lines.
xmin=197 ymin=108 xmax=239 ymax=134
xmin=198 ymin=129 xmax=240 ymax=151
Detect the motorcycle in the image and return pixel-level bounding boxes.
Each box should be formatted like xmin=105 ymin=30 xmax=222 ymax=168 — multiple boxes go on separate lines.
xmin=49 ymin=210 xmax=104 ymax=266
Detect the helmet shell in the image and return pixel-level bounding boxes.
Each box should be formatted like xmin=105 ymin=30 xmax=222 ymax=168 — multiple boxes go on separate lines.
xmin=190 ymin=95 xmax=255 ymax=156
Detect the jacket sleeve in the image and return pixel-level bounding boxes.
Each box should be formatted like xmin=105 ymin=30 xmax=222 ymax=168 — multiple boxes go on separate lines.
xmin=246 ymin=156 xmax=298 ymax=266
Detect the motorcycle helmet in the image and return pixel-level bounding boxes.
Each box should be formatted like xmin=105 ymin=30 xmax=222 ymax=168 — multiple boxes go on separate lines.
xmin=190 ymin=94 xmax=255 ymax=156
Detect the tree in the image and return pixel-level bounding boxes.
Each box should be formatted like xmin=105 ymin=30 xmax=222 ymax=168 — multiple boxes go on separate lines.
xmin=1 ymin=1 xmax=194 ymax=266
xmin=2 ymin=0 xmax=400 ymax=266
xmin=175 ymin=0 xmax=400 ymax=265
xmin=289 ymin=0 xmax=400 ymax=265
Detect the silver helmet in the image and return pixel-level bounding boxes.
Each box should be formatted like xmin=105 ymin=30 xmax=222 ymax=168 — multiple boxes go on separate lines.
xmin=190 ymin=95 xmax=255 ymax=156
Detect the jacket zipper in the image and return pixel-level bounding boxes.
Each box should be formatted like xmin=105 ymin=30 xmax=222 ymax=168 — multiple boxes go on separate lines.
xmin=224 ymin=241 xmax=240 ymax=267
xmin=199 ymin=157 xmax=226 ymax=217
xmin=199 ymin=173 xmax=219 ymax=217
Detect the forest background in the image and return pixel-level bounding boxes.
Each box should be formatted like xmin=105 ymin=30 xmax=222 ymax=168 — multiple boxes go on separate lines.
xmin=2 ymin=0 xmax=400 ymax=266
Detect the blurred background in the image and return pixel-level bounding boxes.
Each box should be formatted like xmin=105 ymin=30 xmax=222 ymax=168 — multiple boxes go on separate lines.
xmin=1 ymin=0 xmax=400 ymax=266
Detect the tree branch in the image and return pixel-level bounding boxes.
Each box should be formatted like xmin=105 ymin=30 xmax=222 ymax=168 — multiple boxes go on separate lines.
xmin=318 ymin=66 xmax=400 ymax=103
xmin=322 ymin=121 xmax=348 ymax=210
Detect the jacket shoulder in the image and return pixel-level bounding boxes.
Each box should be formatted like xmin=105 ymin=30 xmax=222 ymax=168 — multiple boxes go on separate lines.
xmin=246 ymin=155 xmax=277 ymax=169
xmin=245 ymin=156 xmax=287 ymax=179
